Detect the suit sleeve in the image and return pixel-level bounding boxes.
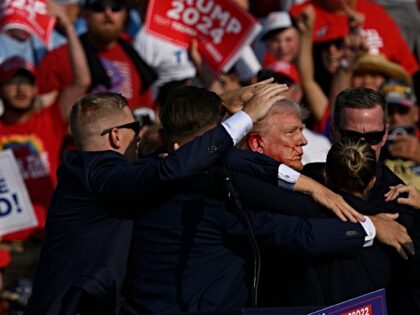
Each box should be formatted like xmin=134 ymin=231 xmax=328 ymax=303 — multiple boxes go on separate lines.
xmin=89 ymin=125 xmax=233 ymax=203
xmin=220 ymin=209 xmax=366 ymax=257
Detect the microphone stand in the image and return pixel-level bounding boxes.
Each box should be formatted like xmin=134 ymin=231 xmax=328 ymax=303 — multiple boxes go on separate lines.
xmin=217 ymin=168 xmax=261 ymax=308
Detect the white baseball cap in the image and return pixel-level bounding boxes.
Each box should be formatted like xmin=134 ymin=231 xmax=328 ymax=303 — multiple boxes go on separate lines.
xmin=261 ymin=11 xmax=293 ymax=41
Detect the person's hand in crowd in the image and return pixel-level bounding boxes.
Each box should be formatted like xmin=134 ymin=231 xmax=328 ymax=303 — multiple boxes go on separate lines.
xmin=385 ymin=184 xmax=420 ymax=209
xmin=189 ymin=38 xmax=203 ymax=72
xmin=387 ymin=134 xmax=420 ymax=162
xmin=295 ymin=5 xmax=315 ymax=36
xmin=342 ymin=0 xmax=365 ymax=31
xmin=46 ymin=0 xmax=72 ymax=31
xmin=369 ymin=213 xmax=414 ymax=260
xmin=240 ymin=83 xmax=288 ymax=123
xmin=221 ymin=78 xmax=276 ymax=114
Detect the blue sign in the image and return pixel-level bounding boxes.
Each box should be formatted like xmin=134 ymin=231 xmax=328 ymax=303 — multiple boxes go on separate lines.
xmin=307 ymin=289 xmax=387 ymax=315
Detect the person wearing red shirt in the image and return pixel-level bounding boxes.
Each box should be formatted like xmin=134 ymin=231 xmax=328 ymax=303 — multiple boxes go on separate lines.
xmin=37 ymin=0 xmax=157 ymax=111
xmin=0 ymin=1 xmax=90 ymax=289
xmin=289 ymin=0 xmax=419 ymax=76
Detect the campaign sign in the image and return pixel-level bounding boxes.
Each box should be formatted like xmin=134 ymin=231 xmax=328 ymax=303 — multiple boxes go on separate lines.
xmin=0 ymin=150 xmax=37 ymax=237
xmin=308 ymin=289 xmax=387 ymax=315
xmin=0 ymin=0 xmax=56 ymax=47
xmin=145 ymin=0 xmax=262 ymax=72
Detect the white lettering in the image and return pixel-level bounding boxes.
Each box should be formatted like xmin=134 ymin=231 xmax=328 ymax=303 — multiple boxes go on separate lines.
xmin=226 ymin=17 xmax=241 ymax=34
xmin=196 ymin=0 xmax=214 ymax=14
xmin=210 ymin=4 xmax=230 ymax=27
xmin=206 ymin=42 xmax=222 ymax=62
xmin=167 ymin=0 xmax=184 ymax=20
xmin=183 ymin=7 xmax=200 ymax=25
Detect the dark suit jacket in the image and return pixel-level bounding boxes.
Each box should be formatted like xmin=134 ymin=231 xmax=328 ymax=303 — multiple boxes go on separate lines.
xmin=221 ymin=155 xmax=420 ymax=312
xmin=123 ymin=165 xmax=370 ymax=314
xmin=24 ymin=125 xmax=235 ymax=315
xmin=268 ymin=161 xmax=420 ymax=314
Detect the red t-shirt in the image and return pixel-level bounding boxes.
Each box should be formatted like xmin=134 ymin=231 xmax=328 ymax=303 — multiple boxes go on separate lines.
xmin=37 ymin=41 xmax=153 ymax=110
xmin=0 ymin=104 xmax=67 ymax=240
xmin=290 ymin=0 xmax=419 ymax=75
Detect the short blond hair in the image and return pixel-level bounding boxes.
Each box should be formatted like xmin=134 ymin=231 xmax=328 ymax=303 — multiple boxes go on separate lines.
xmin=70 ymin=92 xmax=129 ymax=149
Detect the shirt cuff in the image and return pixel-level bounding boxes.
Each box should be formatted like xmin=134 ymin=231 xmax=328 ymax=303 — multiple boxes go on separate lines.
xmin=359 ymin=216 xmax=376 ymax=247
xmin=277 ymin=164 xmax=301 ymax=191
xmin=221 ymin=111 xmax=253 ymax=145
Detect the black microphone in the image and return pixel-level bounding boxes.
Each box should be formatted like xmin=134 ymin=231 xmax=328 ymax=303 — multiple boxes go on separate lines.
xmin=212 ymin=167 xmax=261 ymax=308
xmin=213 ymin=167 xmax=242 ymax=211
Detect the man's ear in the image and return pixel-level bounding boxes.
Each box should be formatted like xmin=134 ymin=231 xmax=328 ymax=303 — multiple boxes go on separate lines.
xmin=109 ymin=128 xmax=121 ymax=149
xmin=247 ymin=133 xmax=265 ymax=154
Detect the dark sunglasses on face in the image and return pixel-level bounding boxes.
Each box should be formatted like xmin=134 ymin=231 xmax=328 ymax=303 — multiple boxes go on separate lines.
xmin=100 ymin=121 xmax=141 ymax=136
xmin=388 ymin=105 xmax=410 ymax=116
xmin=339 ymin=128 xmax=386 ymax=145
xmin=87 ymin=2 xmax=123 ymax=12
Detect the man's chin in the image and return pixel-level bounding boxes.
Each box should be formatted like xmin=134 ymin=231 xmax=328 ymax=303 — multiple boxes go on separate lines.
xmin=4 ymin=100 xmax=33 ymax=113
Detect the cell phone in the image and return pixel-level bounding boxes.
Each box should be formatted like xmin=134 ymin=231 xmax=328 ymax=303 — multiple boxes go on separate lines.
xmin=132 ymin=107 xmax=155 ymax=127
xmin=387 ymin=125 xmax=416 ymax=143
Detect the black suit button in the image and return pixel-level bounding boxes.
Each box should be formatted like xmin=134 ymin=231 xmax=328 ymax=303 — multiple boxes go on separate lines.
xmin=208 ymin=145 xmax=218 ymax=153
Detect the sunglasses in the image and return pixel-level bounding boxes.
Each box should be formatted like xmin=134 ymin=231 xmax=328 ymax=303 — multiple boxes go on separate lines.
xmin=100 ymin=121 xmax=141 ymax=136
xmin=388 ymin=105 xmax=410 ymax=116
xmin=87 ymin=2 xmax=124 ymax=12
xmin=339 ymin=128 xmax=386 ymax=145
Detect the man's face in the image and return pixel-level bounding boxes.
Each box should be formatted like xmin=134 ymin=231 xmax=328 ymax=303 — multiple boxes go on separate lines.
xmin=115 ymin=107 xmax=141 ymax=162
xmin=0 ymin=75 xmax=36 ymax=112
xmin=321 ymin=40 xmax=346 ymax=74
xmin=388 ymin=104 xmax=418 ymax=127
xmin=266 ymin=28 xmax=299 ymax=63
xmin=352 ymin=73 xmax=386 ymax=91
xmin=334 ymin=104 xmax=388 ymax=160
xmin=252 ymin=111 xmax=307 ymax=170
xmin=85 ymin=1 xmax=126 ymax=44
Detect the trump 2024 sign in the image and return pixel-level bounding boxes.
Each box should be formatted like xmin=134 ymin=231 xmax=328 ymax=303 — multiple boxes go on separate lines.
xmin=145 ymin=0 xmax=262 ymax=73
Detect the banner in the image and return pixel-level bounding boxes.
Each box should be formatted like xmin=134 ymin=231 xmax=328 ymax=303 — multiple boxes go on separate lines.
xmin=145 ymin=0 xmax=262 ymax=73
xmin=0 ymin=0 xmax=55 ymax=47
xmin=308 ymin=289 xmax=387 ymax=315
xmin=0 ymin=150 xmax=37 ymax=237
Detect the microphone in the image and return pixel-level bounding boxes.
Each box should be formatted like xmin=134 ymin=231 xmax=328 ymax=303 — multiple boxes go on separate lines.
xmin=212 ymin=167 xmax=261 ymax=308
xmin=213 ymin=167 xmax=242 ymax=211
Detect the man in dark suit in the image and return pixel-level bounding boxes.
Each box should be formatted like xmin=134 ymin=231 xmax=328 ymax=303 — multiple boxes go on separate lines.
xmin=24 ymin=84 xmax=287 ymax=315
xmin=123 ymin=86 xmax=412 ymax=314
xmin=237 ymin=86 xmax=418 ymax=313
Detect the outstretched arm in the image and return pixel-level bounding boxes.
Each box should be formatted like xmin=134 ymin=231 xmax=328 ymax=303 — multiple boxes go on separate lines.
xmin=47 ymin=0 xmax=90 ymax=121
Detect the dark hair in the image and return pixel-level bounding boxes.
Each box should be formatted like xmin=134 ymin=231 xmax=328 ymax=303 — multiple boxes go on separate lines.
xmin=326 ymin=138 xmax=377 ymax=194
xmin=333 ymin=87 xmax=388 ymax=127
xmin=160 ymin=86 xmax=225 ymax=140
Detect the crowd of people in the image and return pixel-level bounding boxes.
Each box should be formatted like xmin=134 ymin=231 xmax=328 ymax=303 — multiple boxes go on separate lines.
xmin=0 ymin=0 xmax=419 ymax=314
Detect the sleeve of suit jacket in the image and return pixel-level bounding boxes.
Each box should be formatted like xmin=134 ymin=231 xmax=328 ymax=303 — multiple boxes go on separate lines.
xmin=89 ymin=125 xmax=232 ymax=203
xmin=220 ymin=207 xmax=366 ymax=257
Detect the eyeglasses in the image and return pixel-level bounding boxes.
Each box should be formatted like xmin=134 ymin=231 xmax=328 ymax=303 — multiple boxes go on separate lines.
xmin=388 ymin=105 xmax=410 ymax=116
xmin=87 ymin=2 xmax=124 ymax=12
xmin=100 ymin=121 xmax=141 ymax=136
xmin=339 ymin=128 xmax=386 ymax=145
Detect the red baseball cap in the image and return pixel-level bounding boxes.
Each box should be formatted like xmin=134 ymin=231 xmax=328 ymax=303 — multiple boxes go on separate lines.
xmin=0 ymin=56 xmax=36 ymax=85
xmin=289 ymin=1 xmax=348 ymax=43
xmin=264 ymin=60 xmax=301 ymax=84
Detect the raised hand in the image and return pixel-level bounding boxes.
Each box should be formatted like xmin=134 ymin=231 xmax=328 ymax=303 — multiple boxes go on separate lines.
xmin=220 ymin=78 xmax=275 ymax=114
xmin=242 ymin=83 xmax=289 ymax=123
